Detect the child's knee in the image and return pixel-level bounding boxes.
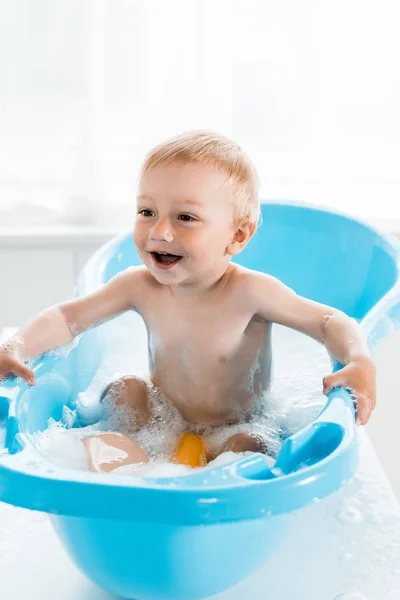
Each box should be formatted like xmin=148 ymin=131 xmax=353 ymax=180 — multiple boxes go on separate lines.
xmin=83 ymin=432 xmax=149 ymax=473
xmin=100 ymin=375 xmax=149 ymax=428
xmin=219 ymin=432 xmax=266 ymax=455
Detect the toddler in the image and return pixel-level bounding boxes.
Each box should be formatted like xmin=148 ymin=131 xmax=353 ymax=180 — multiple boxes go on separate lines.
xmin=0 ymin=131 xmax=376 ymax=473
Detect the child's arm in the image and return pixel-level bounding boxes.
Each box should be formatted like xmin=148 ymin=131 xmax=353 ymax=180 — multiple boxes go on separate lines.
xmin=249 ymin=272 xmax=376 ymax=425
xmin=0 ymin=267 xmax=141 ymax=385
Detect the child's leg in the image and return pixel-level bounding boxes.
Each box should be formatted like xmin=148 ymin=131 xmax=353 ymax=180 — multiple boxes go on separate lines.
xmin=84 ymin=432 xmax=149 ymax=473
xmin=216 ymin=433 xmax=265 ymax=456
xmin=100 ymin=375 xmax=150 ymax=432
xmin=83 ymin=375 xmax=150 ymax=473
xmin=205 ymin=424 xmax=267 ymax=462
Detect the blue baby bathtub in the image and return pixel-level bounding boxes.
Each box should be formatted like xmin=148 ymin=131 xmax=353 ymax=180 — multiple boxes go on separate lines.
xmin=1 ymin=202 xmax=400 ymax=600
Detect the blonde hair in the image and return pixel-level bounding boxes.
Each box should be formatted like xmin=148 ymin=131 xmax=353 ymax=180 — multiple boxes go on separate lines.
xmin=139 ymin=130 xmax=260 ymax=226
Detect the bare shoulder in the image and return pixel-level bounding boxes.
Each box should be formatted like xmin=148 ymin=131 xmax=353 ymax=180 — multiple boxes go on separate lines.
xmin=230 ymin=264 xmax=282 ymax=295
xmin=115 ymin=265 xmax=157 ymax=298
xmin=229 ymin=265 xmax=292 ymax=320
xmin=118 ymin=265 xmax=153 ymax=284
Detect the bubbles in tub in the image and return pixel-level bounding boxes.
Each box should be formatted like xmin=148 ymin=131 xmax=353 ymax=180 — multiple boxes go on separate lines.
xmin=74 ymin=354 xmax=137 ymax=426
xmin=112 ymin=462 xmax=193 ymax=478
xmin=269 ymin=328 xmax=329 ymax=442
xmin=62 ymin=405 xmax=77 ymax=428
xmin=99 ymin=381 xmax=187 ymax=461
xmin=30 ymin=421 xmax=98 ymax=471
xmin=205 ymin=450 xmax=250 ymax=468
xmin=245 ymin=345 xmax=262 ymax=394
xmin=29 ymin=325 xmax=332 ymax=477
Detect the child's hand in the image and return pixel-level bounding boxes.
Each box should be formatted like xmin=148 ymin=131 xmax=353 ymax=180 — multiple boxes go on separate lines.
xmin=0 ymin=351 xmax=36 ymax=386
xmin=322 ymin=356 xmax=376 ymax=425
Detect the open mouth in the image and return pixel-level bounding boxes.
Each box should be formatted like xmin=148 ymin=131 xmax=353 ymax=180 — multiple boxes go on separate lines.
xmin=151 ymin=252 xmax=183 ymax=267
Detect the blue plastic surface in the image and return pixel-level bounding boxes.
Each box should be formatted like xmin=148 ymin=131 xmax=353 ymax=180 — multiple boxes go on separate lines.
xmin=1 ymin=202 xmax=400 ymax=599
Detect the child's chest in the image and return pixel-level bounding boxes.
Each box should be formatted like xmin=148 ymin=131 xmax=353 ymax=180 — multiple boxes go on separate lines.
xmin=141 ymin=295 xmax=267 ymax=367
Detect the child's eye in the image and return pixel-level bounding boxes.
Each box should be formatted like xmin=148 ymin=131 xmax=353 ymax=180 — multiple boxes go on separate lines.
xmin=138 ymin=209 xmax=155 ymax=217
xmin=178 ymin=214 xmax=196 ymax=222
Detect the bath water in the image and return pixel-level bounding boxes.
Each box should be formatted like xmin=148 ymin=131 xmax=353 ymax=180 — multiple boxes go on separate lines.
xmin=30 ymin=321 xmax=329 ymax=476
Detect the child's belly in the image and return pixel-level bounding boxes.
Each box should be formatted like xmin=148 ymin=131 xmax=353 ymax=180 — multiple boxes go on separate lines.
xmin=149 ymin=322 xmax=272 ymax=425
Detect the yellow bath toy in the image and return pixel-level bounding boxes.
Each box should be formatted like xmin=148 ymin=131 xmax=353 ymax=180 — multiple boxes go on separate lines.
xmin=174 ymin=433 xmax=207 ymax=468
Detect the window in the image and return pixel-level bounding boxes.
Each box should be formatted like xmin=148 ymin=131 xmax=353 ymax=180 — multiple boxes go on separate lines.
xmin=1 ymin=0 xmax=399 ymax=227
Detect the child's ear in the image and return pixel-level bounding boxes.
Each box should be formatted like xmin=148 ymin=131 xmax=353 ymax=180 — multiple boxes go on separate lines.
xmin=226 ymin=221 xmax=256 ymax=256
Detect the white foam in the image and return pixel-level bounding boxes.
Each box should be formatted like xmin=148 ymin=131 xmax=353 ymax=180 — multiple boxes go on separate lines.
xmin=30 ymin=422 xmax=98 ymax=471
xmin=29 ymin=418 xmax=251 ymax=478
xmin=112 ymin=462 xmax=193 ymax=478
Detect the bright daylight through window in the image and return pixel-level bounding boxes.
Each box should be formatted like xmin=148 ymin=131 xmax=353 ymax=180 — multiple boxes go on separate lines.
xmin=0 ymin=0 xmax=399 ymax=228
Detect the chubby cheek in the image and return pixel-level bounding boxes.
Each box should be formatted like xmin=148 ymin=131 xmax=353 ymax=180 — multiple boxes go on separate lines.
xmin=133 ymin=224 xmax=145 ymax=251
xmin=190 ymin=234 xmax=227 ymax=265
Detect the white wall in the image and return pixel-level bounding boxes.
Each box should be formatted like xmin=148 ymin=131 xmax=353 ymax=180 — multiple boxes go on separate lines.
xmin=0 ymin=229 xmax=113 ymax=330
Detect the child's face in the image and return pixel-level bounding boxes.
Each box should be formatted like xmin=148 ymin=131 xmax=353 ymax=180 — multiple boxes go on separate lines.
xmin=134 ymin=163 xmax=240 ymax=288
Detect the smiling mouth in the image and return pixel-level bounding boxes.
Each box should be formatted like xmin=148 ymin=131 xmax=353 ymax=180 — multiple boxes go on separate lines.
xmin=151 ymin=252 xmax=183 ymax=266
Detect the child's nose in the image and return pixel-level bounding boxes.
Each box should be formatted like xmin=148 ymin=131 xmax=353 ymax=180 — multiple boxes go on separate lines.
xmin=150 ymin=218 xmax=174 ymax=242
